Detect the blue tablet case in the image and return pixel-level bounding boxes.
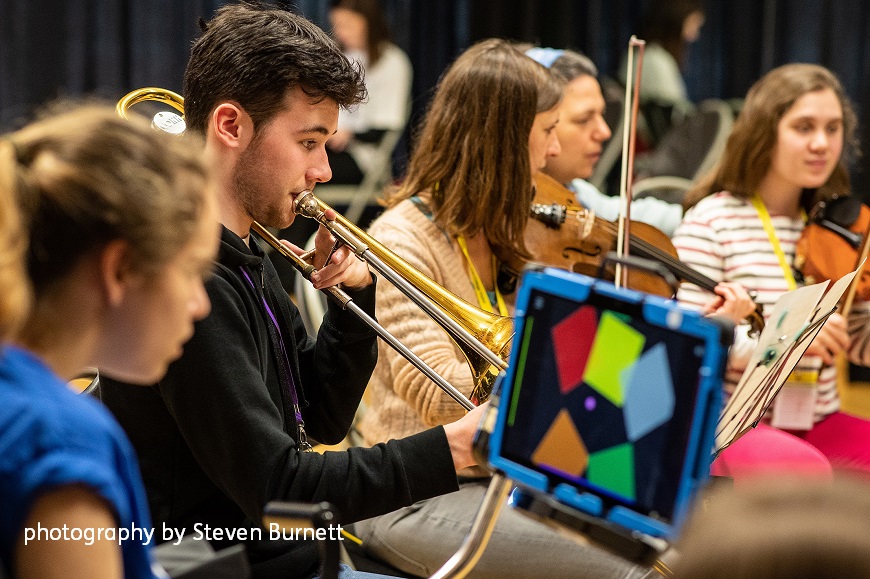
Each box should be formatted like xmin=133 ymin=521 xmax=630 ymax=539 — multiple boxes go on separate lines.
xmin=488 ymin=266 xmax=732 ymax=541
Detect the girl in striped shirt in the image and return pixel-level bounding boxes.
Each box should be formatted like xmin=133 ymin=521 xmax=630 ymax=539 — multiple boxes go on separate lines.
xmin=674 ymin=63 xmax=870 ymax=477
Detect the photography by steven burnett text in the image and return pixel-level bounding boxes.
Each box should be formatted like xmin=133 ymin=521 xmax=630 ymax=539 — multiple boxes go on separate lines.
xmin=23 ymin=522 xmax=345 ymax=546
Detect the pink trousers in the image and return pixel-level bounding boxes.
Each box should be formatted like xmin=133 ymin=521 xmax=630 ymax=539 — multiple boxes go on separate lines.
xmin=793 ymin=411 xmax=870 ymax=474
xmin=712 ymin=412 xmax=870 ymax=484
xmin=711 ymin=423 xmax=833 ymax=484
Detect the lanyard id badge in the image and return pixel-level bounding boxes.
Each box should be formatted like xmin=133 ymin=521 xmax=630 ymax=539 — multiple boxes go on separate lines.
xmin=770 ymin=369 xmax=819 ymax=431
xmin=753 ymin=194 xmax=816 ymax=430
xmin=456 ymin=236 xmax=509 ymax=316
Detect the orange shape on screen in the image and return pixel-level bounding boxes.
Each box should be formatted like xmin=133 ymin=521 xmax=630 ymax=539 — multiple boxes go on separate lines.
xmin=532 ymin=408 xmax=589 ymax=476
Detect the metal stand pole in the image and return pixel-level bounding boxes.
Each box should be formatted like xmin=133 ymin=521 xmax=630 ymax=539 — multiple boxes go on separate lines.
xmin=428 ymin=473 xmax=513 ymax=579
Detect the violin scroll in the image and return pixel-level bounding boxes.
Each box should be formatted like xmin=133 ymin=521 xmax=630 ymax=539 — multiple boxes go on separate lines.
xmin=746 ymin=302 xmax=765 ymax=338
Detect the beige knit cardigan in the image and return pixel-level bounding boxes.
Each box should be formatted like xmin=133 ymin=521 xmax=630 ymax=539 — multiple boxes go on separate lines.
xmin=359 ymin=199 xmax=487 ymax=445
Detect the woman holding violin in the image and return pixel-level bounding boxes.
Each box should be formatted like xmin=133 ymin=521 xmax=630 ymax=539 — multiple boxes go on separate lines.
xmin=353 ymin=39 xmax=644 ymax=579
xmin=528 ymin=45 xmax=754 ymax=321
xmin=675 ymin=63 xmax=870 ymax=475
xmin=528 ymin=46 xmax=683 ymax=236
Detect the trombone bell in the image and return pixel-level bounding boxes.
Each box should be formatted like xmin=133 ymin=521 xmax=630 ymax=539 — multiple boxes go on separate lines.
xmin=294 ymin=191 xmax=512 ymax=403
xmin=116 ymin=87 xmax=186 ymax=134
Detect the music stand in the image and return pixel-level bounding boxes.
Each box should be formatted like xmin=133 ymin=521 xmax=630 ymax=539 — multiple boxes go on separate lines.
xmin=431 ymin=265 xmax=863 ymax=579
xmin=715 ymin=268 xmax=861 ymax=453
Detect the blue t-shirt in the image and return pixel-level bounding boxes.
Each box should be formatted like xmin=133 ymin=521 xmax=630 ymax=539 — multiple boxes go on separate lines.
xmin=0 ymin=346 xmax=161 ymax=578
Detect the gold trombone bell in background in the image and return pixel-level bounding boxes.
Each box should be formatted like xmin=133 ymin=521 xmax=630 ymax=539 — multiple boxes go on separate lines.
xmin=116 ymin=87 xmax=511 ymax=406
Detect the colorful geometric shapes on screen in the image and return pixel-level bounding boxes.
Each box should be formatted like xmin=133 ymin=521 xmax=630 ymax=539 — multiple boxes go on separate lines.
xmin=583 ymin=311 xmax=645 ymax=407
xmin=531 ymin=408 xmax=588 ymax=477
xmin=623 ymin=342 xmax=675 ymax=442
xmin=587 ymin=442 xmax=636 ymax=500
xmin=572 ymin=383 xmax=629 ymax=453
xmin=551 ymin=305 xmax=597 ymax=395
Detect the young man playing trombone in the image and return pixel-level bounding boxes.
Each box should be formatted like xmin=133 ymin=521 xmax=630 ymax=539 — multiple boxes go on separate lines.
xmin=99 ymin=4 xmax=485 ymax=578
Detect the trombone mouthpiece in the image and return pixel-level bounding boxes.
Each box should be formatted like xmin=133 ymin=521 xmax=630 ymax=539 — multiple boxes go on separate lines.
xmin=294 ymin=190 xmax=321 ymax=219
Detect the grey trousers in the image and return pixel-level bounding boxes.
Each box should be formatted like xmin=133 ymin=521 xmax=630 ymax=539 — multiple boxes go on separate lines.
xmin=351 ymin=481 xmax=649 ymax=579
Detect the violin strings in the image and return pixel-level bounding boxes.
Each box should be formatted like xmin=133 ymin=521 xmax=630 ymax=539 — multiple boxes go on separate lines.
xmin=594 ymin=219 xmax=717 ymax=290
xmin=591 ymin=218 xmax=765 ymax=334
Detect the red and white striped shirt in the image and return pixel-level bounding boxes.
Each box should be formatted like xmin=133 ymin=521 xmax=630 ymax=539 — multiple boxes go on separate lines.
xmin=673 ymin=191 xmax=870 ymax=422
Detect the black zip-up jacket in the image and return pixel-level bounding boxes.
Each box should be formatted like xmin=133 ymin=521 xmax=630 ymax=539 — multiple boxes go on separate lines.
xmin=99 ymin=227 xmax=458 ymax=577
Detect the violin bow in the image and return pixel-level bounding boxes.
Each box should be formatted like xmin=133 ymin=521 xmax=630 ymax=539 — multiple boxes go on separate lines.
xmin=615 ymin=36 xmax=646 ymax=288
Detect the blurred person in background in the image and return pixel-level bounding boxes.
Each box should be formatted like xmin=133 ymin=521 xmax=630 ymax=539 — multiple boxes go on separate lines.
xmin=327 ymin=0 xmax=412 ymax=185
xmin=673 ymin=476 xmax=870 ymax=578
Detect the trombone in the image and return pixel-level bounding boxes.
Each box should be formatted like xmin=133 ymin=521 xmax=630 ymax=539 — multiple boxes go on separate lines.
xmin=116 ymin=87 xmax=511 ymax=407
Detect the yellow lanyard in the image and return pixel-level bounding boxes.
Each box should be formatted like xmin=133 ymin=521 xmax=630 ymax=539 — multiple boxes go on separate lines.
xmin=751 ymin=194 xmax=798 ymax=291
xmin=456 ymin=235 xmax=509 ymax=316
xmin=752 ymin=196 xmax=819 ymax=384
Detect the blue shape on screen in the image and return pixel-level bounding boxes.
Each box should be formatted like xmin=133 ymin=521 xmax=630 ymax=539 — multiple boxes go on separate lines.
xmin=623 ymin=343 xmax=675 ymax=442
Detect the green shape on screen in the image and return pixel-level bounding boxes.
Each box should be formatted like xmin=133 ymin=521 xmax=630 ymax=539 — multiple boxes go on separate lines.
xmin=587 ymin=443 xmax=636 ymax=501
xmin=583 ymin=311 xmax=645 ymax=407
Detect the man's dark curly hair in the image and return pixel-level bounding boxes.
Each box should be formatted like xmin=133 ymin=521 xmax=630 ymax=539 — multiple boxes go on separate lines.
xmin=183 ymin=1 xmax=367 ymax=134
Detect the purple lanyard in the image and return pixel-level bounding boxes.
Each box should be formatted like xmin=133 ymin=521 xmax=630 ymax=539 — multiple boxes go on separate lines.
xmin=240 ymin=267 xmax=311 ymax=452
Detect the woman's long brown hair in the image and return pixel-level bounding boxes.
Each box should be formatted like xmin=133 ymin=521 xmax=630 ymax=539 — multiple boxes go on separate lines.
xmin=384 ymin=38 xmax=563 ymax=260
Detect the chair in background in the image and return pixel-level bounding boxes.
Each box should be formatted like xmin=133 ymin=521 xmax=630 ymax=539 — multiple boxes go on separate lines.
xmin=263 ymin=502 xmax=343 ymax=579
xmin=631 ymin=175 xmax=694 ymax=205
xmin=631 ymin=99 xmax=735 ymax=205
xmin=589 ymin=76 xmax=686 ymax=197
xmin=316 ymin=122 xmax=406 ymax=225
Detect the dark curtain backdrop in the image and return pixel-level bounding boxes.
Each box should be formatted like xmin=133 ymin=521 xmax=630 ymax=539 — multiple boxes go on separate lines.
xmin=3 ymin=0 xmax=870 ymax=185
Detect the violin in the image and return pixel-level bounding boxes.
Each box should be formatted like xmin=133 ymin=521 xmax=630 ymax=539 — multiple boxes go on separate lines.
xmin=506 ymin=172 xmax=766 ymax=335
xmin=525 ymin=172 xmax=675 ymax=296
xmin=795 ymin=194 xmax=870 ymax=307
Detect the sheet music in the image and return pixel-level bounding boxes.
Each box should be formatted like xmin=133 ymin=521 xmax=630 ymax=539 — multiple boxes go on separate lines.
xmin=756 ymin=268 xmax=863 ymax=421
xmin=814 ymin=267 xmax=862 ymax=322
xmin=715 ymin=282 xmax=826 ymax=451
xmin=714 ymin=265 xmax=863 ymax=453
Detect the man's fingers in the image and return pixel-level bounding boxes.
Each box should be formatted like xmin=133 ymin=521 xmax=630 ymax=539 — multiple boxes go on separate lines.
xmin=278 ymin=239 xmax=305 ymax=256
